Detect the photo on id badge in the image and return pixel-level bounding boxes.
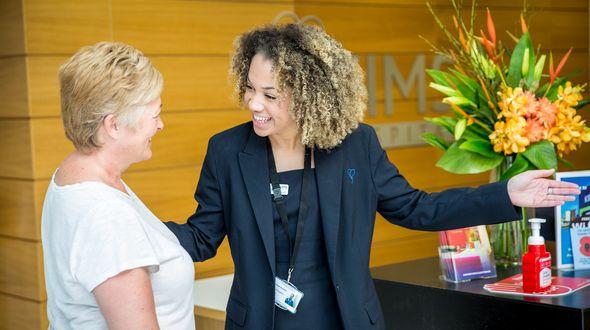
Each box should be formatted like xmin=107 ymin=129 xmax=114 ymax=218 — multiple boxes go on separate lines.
xmin=275 ymin=277 xmax=303 ymax=313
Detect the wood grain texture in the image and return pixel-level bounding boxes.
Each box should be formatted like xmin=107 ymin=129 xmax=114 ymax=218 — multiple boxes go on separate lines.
xmin=29 ymin=109 xmax=251 ymax=180
xmin=295 ymin=5 xmax=588 ymax=53
xmin=26 ymin=55 xmax=237 ymax=117
xmin=0 ymin=294 xmax=47 ymax=330
xmin=112 ymin=0 xmax=293 ymax=55
xmin=24 ymin=51 xmax=588 ymax=118
xmin=0 ymin=120 xmax=33 ymax=179
xmin=0 ymin=0 xmax=25 ymax=56
xmin=0 ymin=238 xmax=44 ymax=301
xmin=0 ymin=56 xmax=29 ymax=117
xmin=295 ymin=0 xmax=587 ymax=8
xmin=369 ymin=233 xmax=439 ymax=268
xmin=24 ymin=0 xmax=111 ymax=54
xmin=0 ymin=179 xmax=38 ymax=241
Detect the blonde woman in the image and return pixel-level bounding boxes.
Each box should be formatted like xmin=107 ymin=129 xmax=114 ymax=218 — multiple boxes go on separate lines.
xmin=41 ymin=42 xmax=194 ymax=329
xmin=166 ymin=24 xmax=579 ymax=329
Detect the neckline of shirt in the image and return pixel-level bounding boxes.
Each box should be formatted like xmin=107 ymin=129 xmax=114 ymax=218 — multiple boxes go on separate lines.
xmin=50 ymin=169 xmax=132 ymax=199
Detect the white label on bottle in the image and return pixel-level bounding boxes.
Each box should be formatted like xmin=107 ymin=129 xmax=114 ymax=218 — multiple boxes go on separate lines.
xmin=540 ymin=268 xmax=551 ymax=287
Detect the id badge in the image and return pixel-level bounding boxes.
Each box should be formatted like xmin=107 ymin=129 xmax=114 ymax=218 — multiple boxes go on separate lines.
xmin=274 ymin=277 xmax=304 ymax=314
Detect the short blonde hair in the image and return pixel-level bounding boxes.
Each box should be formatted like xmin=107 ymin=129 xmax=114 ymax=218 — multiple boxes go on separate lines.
xmin=230 ymin=24 xmax=366 ymax=149
xmin=59 ymin=41 xmax=163 ymax=153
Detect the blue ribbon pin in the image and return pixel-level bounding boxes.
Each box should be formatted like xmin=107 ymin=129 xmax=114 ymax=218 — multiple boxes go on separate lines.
xmin=346 ymin=168 xmax=356 ymax=184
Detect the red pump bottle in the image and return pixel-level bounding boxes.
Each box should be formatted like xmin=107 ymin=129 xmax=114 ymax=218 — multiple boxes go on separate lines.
xmin=522 ymin=218 xmax=552 ymax=293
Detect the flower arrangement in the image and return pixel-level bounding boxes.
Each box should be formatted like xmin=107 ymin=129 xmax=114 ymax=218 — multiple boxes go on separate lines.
xmin=422 ymin=1 xmax=590 ymax=265
xmin=423 ymin=2 xmax=589 ymax=176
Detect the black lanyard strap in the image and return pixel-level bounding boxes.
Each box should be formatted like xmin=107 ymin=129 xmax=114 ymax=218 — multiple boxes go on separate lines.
xmin=267 ymin=139 xmax=312 ymax=283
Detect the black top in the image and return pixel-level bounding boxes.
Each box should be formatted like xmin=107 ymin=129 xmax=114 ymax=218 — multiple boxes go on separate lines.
xmin=273 ymin=169 xmax=343 ymax=329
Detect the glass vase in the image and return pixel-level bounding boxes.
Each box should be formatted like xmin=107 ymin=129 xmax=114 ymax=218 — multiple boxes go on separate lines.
xmin=489 ymin=157 xmax=532 ymax=267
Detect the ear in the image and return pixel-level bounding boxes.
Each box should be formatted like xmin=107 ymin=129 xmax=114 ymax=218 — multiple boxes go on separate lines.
xmin=102 ymin=114 xmax=120 ymax=139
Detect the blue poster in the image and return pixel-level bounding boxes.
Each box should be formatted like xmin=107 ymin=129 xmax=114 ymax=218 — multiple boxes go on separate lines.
xmin=556 ymin=171 xmax=590 ymax=269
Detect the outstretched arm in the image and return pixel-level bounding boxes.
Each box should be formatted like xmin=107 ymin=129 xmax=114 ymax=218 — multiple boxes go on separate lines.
xmin=165 ymin=140 xmax=226 ymax=262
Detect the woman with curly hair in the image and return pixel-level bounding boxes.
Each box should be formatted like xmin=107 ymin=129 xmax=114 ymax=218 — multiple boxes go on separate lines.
xmin=166 ymin=24 xmax=579 ymax=329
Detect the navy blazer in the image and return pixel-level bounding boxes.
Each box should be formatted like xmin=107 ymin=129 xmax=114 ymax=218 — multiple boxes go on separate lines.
xmin=166 ymin=122 xmax=520 ymax=329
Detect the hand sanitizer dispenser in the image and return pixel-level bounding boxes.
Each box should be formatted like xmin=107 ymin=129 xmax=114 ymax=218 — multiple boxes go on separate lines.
xmin=522 ymin=218 xmax=552 ymax=293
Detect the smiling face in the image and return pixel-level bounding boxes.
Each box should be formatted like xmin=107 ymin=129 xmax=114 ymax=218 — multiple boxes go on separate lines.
xmin=244 ymin=53 xmax=298 ymax=141
xmin=118 ymin=96 xmax=164 ymax=163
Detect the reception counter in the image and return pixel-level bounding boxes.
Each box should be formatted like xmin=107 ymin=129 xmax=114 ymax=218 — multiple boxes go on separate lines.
xmin=371 ymin=257 xmax=590 ymax=330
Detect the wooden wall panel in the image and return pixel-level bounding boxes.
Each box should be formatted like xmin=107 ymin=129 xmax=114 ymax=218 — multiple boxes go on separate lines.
xmin=123 ymin=166 xmax=200 ymax=221
xmin=0 ymin=238 xmax=44 ymax=301
xmin=0 ymin=0 xmax=25 ymax=56
xmin=369 ymin=233 xmax=439 ymax=268
xmin=23 ymin=0 xmax=111 ymax=55
xmin=112 ymin=0 xmax=293 ymax=55
xmin=0 ymin=180 xmax=38 ymax=241
xmin=0 ymin=120 xmax=33 ymax=179
xmin=0 ymin=295 xmax=47 ymax=330
xmin=0 ymin=57 xmax=28 ymax=118
xmin=24 ymin=51 xmax=588 ymax=120
xmin=295 ymin=5 xmax=588 ymax=53
xmin=296 ymin=0 xmax=587 ymax=8
xmin=30 ymin=110 xmax=251 ymax=180
xmin=27 ymin=56 xmax=237 ymax=117
xmin=151 ymin=56 xmax=235 ymax=111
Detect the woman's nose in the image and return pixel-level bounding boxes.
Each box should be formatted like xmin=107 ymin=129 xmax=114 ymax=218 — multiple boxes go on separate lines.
xmin=157 ymin=117 xmax=164 ymax=130
xmin=247 ymin=96 xmax=264 ymax=112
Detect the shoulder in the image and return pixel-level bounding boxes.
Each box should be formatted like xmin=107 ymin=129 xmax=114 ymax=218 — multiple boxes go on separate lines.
xmin=210 ymin=122 xmax=252 ymax=145
xmin=207 ymin=121 xmax=252 ymax=153
xmin=339 ymin=123 xmax=377 ymax=149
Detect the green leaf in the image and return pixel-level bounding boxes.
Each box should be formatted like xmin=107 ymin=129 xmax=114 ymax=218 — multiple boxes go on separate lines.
xmin=425 ymin=116 xmax=457 ymax=135
xmin=499 ymin=154 xmax=535 ymax=181
xmin=522 ymin=140 xmax=557 ymax=169
xmin=459 ymin=139 xmax=502 ymax=159
xmin=454 ymin=119 xmax=467 ymax=140
xmin=449 ymin=68 xmax=478 ymax=101
xmin=429 ymin=82 xmax=461 ymax=97
xmin=436 ymin=143 xmax=504 ymax=174
xmin=507 ymin=32 xmax=533 ymax=87
xmin=422 ymin=133 xmax=449 ymax=151
xmin=426 ymin=69 xmax=454 ymax=87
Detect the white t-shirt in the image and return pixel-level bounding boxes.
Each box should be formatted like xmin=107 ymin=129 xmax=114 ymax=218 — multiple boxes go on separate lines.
xmin=41 ymin=173 xmax=195 ymax=330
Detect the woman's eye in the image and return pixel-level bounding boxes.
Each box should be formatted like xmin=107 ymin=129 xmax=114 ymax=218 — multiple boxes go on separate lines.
xmin=265 ymin=94 xmax=277 ymax=100
xmin=245 ymin=85 xmax=253 ymax=91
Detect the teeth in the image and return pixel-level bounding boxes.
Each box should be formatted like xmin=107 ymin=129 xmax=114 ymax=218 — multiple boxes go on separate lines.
xmin=254 ymin=115 xmax=270 ymax=123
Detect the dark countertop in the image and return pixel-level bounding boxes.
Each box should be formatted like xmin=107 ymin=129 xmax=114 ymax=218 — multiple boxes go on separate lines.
xmin=371 ymin=257 xmax=590 ymax=311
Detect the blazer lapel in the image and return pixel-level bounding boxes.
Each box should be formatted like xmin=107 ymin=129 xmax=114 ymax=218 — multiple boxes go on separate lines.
xmin=315 ymin=147 xmax=343 ymax=278
xmin=238 ymin=130 xmax=276 ymax=275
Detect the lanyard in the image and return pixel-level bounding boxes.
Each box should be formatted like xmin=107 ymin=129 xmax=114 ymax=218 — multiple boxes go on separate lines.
xmin=267 ymin=139 xmax=312 ymax=283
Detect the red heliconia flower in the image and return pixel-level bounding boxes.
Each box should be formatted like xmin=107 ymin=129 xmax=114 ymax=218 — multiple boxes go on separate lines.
xmin=550 ymin=48 xmax=573 ymax=84
xmin=486 ymin=8 xmax=496 ymax=46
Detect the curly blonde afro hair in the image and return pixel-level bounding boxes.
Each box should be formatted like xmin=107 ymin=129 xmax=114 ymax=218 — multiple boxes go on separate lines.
xmin=230 ymin=24 xmax=366 ymax=149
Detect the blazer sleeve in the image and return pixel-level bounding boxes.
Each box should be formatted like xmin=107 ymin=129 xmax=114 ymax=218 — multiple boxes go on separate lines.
xmin=367 ymin=126 xmax=520 ymax=231
xmin=165 ymin=139 xmax=226 ymax=262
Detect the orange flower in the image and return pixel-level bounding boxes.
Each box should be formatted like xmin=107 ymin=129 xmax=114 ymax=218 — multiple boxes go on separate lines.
xmin=489 ymin=117 xmax=530 ymax=155
xmin=556 ymin=81 xmax=584 ymax=108
xmin=497 ymin=87 xmax=534 ymax=119
xmin=524 ymin=97 xmax=557 ymax=143
xmin=549 ymin=101 xmax=590 ymax=157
